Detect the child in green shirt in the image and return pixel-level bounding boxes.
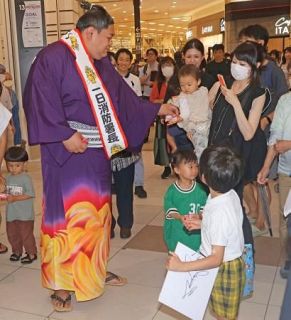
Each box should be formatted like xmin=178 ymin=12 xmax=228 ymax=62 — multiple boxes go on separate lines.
xmin=163 ymin=149 xmax=207 ymax=251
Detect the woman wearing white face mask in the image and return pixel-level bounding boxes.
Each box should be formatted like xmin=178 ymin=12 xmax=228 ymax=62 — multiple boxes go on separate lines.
xmin=208 ymin=41 xmax=268 ymax=247
xmin=150 ymin=57 xmax=178 ymax=171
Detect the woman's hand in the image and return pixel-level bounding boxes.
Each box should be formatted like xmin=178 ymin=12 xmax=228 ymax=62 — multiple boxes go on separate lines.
xmin=257 ymin=166 xmax=270 ymax=185
xmin=220 ymin=86 xmax=240 ymax=109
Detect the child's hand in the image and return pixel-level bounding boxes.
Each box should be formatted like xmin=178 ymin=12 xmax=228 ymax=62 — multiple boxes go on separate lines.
xmin=166 ymin=252 xmax=184 ymax=271
xmin=186 ymin=131 xmax=193 ymax=140
xmin=183 ymin=214 xmax=201 ymax=230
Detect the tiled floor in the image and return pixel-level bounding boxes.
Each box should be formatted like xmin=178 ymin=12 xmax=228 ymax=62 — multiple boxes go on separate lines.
xmin=0 ymin=150 xmax=287 ymax=320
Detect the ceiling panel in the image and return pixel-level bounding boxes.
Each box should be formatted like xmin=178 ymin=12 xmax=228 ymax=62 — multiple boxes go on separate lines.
xmin=86 ymin=0 xmax=223 ymax=38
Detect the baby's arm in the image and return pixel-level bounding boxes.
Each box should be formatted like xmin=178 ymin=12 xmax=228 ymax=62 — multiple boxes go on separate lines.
xmin=167 ymin=245 xmax=225 ymax=272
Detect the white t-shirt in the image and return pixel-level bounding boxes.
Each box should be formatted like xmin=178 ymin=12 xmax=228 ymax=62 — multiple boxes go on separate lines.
xmin=0 ymin=102 xmax=12 ymax=136
xmin=122 ymin=72 xmax=142 ymax=97
xmin=200 ymin=189 xmax=244 ymax=262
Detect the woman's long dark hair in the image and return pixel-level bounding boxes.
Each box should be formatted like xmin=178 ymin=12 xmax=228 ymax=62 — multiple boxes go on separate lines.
xmin=231 ymin=41 xmax=261 ymax=83
xmin=182 ymin=38 xmax=206 ymax=70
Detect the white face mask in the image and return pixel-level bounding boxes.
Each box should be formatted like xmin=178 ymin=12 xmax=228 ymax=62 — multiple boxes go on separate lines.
xmin=161 ymin=66 xmax=174 ymax=79
xmin=231 ymin=62 xmax=251 ymax=81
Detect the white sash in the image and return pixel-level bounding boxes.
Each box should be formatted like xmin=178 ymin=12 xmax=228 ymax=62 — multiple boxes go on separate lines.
xmin=61 ymin=29 xmax=127 ymax=158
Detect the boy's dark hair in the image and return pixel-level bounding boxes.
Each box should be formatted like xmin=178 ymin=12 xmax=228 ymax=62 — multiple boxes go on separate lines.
xmin=213 ymin=44 xmax=224 ymax=52
xmin=146 ymin=48 xmax=158 ymax=57
xmin=4 ymin=146 xmax=28 ymax=162
xmin=171 ymin=150 xmax=198 ymax=174
xmin=76 ymin=5 xmax=114 ymax=32
xmin=238 ymin=24 xmax=269 ymax=47
xmin=178 ymin=64 xmax=201 ymax=81
xmin=199 ymin=146 xmax=243 ymax=193
xmin=115 ymin=48 xmax=133 ymax=62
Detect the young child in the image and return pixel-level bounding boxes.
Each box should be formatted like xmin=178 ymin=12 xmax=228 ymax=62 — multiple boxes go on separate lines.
xmin=171 ymin=64 xmax=211 ymax=160
xmin=163 ymin=149 xmax=207 ymax=252
xmin=167 ymin=145 xmax=245 ymax=320
xmin=4 ymin=146 xmax=37 ymax=264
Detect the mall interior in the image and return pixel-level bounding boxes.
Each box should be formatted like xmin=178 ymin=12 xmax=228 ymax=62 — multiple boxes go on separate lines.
xmin=0 ymin=0 xmax=291 ymax=319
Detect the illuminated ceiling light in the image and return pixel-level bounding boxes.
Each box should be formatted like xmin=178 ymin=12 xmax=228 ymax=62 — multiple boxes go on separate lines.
xmin=148 ymin=22 xmax=156 ymax=25
xmin=164 ymin=12 xmax=168 ymax=15
xmin=158 ymin=23 xmax=165 ymax=26
xmin=122 ymin=10 xmax=126 ymax=13
xmin=154 ymin=10 xmax=159 ymax=13
xmin=172 ymin=17 xmax=180 ymax=20
xmin=113 ymin=3 xmax=117 ymax=7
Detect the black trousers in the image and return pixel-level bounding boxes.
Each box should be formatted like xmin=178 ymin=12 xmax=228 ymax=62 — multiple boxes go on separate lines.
xmin=112 ymin=163 xmax=135 ymax=230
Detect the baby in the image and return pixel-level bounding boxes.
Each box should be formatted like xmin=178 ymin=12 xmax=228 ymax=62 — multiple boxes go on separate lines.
xmin=170 ymin=64 xmax=211 ymax=159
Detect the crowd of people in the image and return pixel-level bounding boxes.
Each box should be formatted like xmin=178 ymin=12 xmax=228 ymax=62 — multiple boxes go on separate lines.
xmin=0 ymin=3 xmax=291 ymax=319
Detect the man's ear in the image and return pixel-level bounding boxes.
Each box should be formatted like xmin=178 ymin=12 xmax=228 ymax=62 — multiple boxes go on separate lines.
xmin=82 ymin=26 xmax=96 ymax=39
xmin=197 ymin=79 xmax=201 ymax=86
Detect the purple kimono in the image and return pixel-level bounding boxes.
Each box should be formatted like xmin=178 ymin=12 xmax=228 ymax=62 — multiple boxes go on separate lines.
xmin=23 ymin=41 xmax=159 ymax=301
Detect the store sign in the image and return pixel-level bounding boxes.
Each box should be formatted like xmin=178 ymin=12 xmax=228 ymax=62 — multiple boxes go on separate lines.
xmin=275 ymin=17 xmax=290 ymax=35
xmin=220 ymin=18 xmax=225 ymax=33
xmin=186 ymin=30 xmax=193 ymax=39
xmin=202 ymin=25 xmax=213 ymax=34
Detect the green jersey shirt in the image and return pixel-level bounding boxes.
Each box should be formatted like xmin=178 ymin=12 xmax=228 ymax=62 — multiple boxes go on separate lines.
xmin=163 ymin=181 xmax=207 ymax=251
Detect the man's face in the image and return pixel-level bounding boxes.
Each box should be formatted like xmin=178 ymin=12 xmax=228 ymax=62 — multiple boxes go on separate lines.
xmin=213 ymin=49 xmax=224 ymax=62
xmin=83 ymin=25 xmax=115 ymax=60
xmin=146 ymin=50 xmax=157 ymax=64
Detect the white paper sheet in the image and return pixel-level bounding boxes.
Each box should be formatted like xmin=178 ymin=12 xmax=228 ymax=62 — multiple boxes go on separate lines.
xmin=159 ymin=242 xmax=218 ymax=320
xmin=284 ymin=189 xmax=291 ymax=218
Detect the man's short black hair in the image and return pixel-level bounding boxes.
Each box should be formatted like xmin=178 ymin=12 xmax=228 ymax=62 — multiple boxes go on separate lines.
xmin=238 ymin=24 xmax=269 ymax=47
xmin=76 ymin=5 xmax=114 ymax=32
xmin=4 ymin=146 xmax=28 ymax=162
xmin=213 ymin=44 xmax=224 ymax=52
xmin=115 ymin=48 xmax=133 ymax=62
xmin=146 ymin=48 xmax=158 ymax=56
xmin=199 ymin=146 xmax=243 ymax=193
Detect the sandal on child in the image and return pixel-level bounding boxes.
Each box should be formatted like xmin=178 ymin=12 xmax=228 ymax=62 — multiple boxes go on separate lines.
xmin=51 ymin=292 xmax=72 ymax=312
xmin=105 ymin=271 xmax=127 ymax=286
xmin=0 ymin=243 xmax=8 ymax=254
xmin=10 ymin=253 xmax=21 ymax=261
xmin=21 ymin=254 xmax=37 ymax=264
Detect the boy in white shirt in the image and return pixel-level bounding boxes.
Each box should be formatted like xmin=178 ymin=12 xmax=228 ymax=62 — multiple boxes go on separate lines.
xmin=167 ymin=145 xmax=245 ymax=320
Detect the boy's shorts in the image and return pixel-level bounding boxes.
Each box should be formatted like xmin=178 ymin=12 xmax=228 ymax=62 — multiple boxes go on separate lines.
xmin=210 ymin=257 xmax=245 ymax=319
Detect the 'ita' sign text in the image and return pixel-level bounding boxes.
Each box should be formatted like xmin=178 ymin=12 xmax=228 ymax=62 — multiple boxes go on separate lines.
xmin=275 ymin=17 xmax=290 ymax=35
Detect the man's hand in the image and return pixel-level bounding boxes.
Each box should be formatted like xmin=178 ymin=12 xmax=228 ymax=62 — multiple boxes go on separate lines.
xmin=158 ymin=103 xmax=179 ymax=118
xmin=63 ymin=132 xmax=88 ymax=153
xmin=274 ymin=140 xmax=291 ymax=154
